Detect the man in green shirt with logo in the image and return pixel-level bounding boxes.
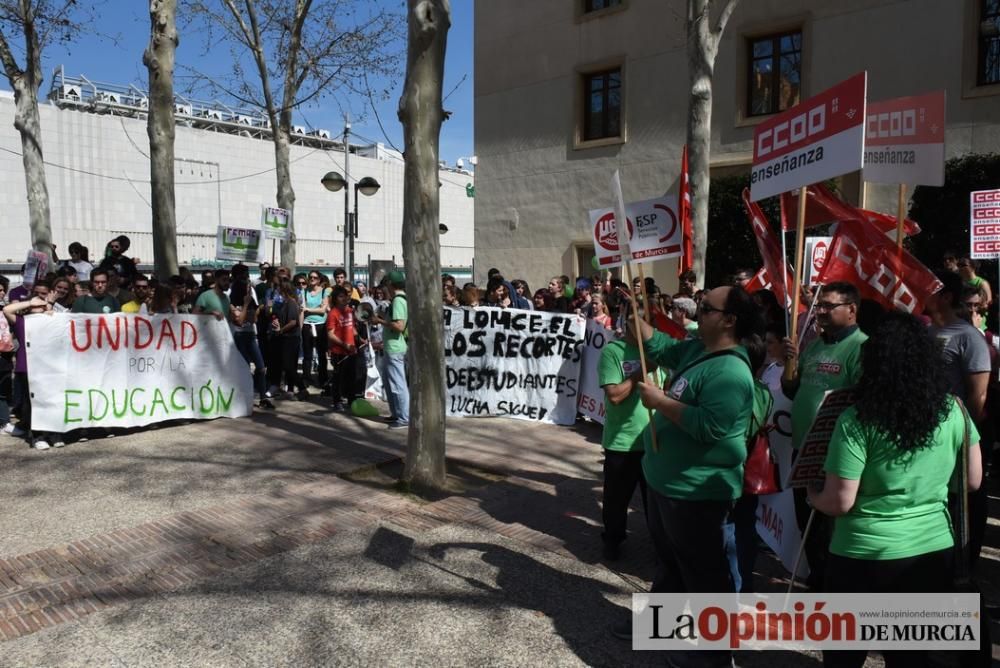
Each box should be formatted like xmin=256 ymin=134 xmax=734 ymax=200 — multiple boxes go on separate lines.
xmin=373 ymin=271 xmax=408 ymax=430
xmin=193 ymin=269 xmax=232 ymax=322
xmin=71 ymin=269 xmax=121 ymax=314
xmin=598 ymin=317 xmax=660 ymax=562
xmin=781 ymin=280 xmax=867 ymax=591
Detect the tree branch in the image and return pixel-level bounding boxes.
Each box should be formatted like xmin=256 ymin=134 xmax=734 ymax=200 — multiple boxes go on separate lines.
xmin=0 ymin=28 xmax=24 ymax=83
xmin=714 ymin=0 xmax=740 ymax=36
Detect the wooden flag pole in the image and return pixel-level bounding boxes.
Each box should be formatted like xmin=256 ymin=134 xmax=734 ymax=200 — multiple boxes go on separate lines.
xmin=623 ymin=260 xmax=659 ymax=453
xmin=859 ymin=180 xmax=868 ymax=210
xmin=895 ymin=183 xmax=907 ymax=254
xmin=637 ymin=262 xmax=654 ymax=324
xmin=784 ymin=186 xmax=809 ymax=382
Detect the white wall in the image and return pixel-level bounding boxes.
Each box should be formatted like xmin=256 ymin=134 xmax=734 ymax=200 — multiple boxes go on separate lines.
xmin=0 ymin=93 xmax=475 ymax=271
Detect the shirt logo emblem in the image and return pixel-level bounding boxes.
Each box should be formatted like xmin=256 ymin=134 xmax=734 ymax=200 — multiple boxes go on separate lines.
xmin=815 ymin=361 xmax=842 ymax=375
xmin=669 ymin=376 xmax=688 ymax=398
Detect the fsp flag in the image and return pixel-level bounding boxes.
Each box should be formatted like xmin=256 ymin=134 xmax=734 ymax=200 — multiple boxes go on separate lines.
xmin=817 ymin=218 xmax=942 ymax=314
xmin=589 ymin=195 xmax=683 ymax=266
xmin=751 ymin=72 xmax=868 ymax=201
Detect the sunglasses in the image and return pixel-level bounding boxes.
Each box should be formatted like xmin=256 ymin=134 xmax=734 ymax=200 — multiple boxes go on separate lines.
xmin=698 ymin=302 xmax=727 ymax=315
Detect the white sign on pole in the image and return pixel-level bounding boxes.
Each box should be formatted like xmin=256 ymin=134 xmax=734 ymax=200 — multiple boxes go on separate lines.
xmin=863 ymin=91 xmax=946 ymax=186
xmin=803 ymin=236 xmax=833 ymax=286
xmin=971 ymin=189 xmax=1000 ymax=260
xmin=577 ymin=319 xmax=611 ymax=424
xmin=262 ymin=206 xmax=291 ymax=240
xmin=25 ymin=314 xmax=254 ymax=432
xmin=216 ymin=226 xmax=264 ymax=263
xmin=443 ymin=307 xmax=585 ymax=425
xmin=589 ymin=195 xmax=682 ymax=267
xmin=750 ymin=72 xmax=868 ymax=202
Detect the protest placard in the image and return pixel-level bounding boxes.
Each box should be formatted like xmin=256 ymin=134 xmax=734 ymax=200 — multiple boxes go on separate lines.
xmin=25 ymin=314 xmax=254 ymax=432
xmin=804 ymin=236 xmax=832 ymax=286
xmin=589 ymin=208 xmax=626 ymax=269
xmin=750 ymin=72 xmax=868 ymax=202
xmin=262 ymin=206 xmax=291 ymax=240
xmin=787 ymin=388 xmax=857 ymax=488
xmin=443 ymin=307 xmax=585 ymax=426
xmin=577 ymin=319 xmax=610 ymax=424
xmin=216 ymin=226 xmax=264 ymax=263
xmin=23 ymin=250 xmax=49 ymax=290
xmin=754 ymin=372 xmax=808 ymax=577
xmin=863 ymin=91 xmax=945 ymax=187
xmin=970 ymin=188 xmax=1000 ymax=260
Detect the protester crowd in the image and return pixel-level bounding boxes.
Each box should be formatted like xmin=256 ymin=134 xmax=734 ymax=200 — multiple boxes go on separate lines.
xmin=0 ymin=235 xmax=413 ymax=449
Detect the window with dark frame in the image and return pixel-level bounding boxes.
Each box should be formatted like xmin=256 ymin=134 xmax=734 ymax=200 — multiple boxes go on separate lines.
xmin=979 ymin=0 xmax=1000 ymax=85
xmin=583 ymin=68 xmax=622 ymax=141
xmin=747 ymin=31 xmax=802 ymax=117
xmin=584 ymin=0 xmax=622 ymax=13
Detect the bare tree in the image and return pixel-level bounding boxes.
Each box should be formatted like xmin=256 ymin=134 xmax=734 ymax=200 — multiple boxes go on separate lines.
xmin=0 ymin=1 xmax=92 ymax=261
xmin=183 ymin=0 xmax=402 ymax=269
xmin=144 ymin=0 xmax=180 ymax=279
xmin=398 ymin=0 xmax=449 ymax=491
xmin=686 ymin=0 xmax=740 ymax=285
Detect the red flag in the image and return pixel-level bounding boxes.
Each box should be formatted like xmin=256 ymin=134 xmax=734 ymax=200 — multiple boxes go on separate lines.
xmin=743 ymin=267 xmax=772 ymax=294
xmin=780 ymin=184 xmax=921 ymax=238
xmin=678 ymin=145 xmax=693 ymax=276
xmin=742 ymin=188 xmax=795 ymax=310
xmin=652 ymin=308 xmax=688 ymax=340
xmin=817 ymin=218 xmax=942 ymax=314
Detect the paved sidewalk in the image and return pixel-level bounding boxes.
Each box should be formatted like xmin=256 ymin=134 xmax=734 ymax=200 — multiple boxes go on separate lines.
xmin=0 ymin=395 xmax=996 ymax=666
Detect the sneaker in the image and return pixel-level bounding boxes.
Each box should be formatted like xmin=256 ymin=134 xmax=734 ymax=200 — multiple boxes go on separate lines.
xmin=331 ymin=401 xmax=346 ymax=412
xmin=259 ymin=398 xmax=276 ymax=409
xmin=610 ymin=616 xmax=633 ymax=641
xmin=2 ymin=423 xmax=26 ymax=438
xmin=296 ymin=389 xmax=310 ymax=401
xmin=32 ymin=439 xmax=51 ymax=450
xmin=388 ymin=422 xmax=409 ymax=431
xmin=52 ymin=440 xmax=66 ymax=448
xmin=383 ymin=416 xmax=399 ymax=423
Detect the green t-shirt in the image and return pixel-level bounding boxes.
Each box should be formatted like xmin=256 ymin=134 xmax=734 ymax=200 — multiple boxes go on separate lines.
xmin=791 ymin=327 xmax=867 ymax=449
xmin=71 ymin=293 xmax=121 ymax=314
xmin=195 ymin=290 xmax=231 ymax=321
xmin=824 ymin=399 xmax=978 ymax=560
xmin=384 ymin=293 xmax=408 ymax=354
xmin=640 ymin=333 xmax=754 ymax=501
xmin=598 ymin=340 xmax=650 ymax=452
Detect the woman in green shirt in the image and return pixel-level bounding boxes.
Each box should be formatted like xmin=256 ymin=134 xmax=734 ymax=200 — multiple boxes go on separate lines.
xmin=808 ymin=312 xmax=982 ymax=668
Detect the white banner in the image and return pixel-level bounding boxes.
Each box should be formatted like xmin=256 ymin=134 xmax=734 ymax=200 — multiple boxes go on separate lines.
xmin=25 ymin=313 xmax=254 ymax=432
xmin=577 ymin=319 xmax=611 ymax=424
xmin=262 ymin=206 xmax=291 ymax=240
xmin=444 ymin=307 xmax=585 ymax=425
xmin=755 ymin=366 xmax=808 ymax=578
xmin=216 ymin=226 xmax=264 ymax=263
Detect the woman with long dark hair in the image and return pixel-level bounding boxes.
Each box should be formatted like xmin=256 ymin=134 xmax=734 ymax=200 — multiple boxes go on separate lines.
xmin=267 ymin=278 xmax=308 ymax=400
xmin=808 ymin=312 xmax=982 ymax=668
xmin=230 ymin=278 xmax=272 ymax=409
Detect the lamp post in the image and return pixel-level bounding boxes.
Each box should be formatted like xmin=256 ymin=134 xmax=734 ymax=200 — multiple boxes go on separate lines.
xmin=322 ymin=171 xmax=380 ymax=283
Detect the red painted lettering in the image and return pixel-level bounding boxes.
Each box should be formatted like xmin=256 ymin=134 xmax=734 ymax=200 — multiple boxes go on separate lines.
xmin=70 ymin=319 xmax=92 ymax=352
xmin=134 ymin=317 xmax=154 ymax=349
xmin=96 ymin=317 xmax=122 ymax=351
xmin=181 ymin=321 xmax=198 ymax=350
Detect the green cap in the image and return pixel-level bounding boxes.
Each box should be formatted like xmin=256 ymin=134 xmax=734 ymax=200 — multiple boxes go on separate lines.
xmin=387 ymin=270 xmax=406 ymax=286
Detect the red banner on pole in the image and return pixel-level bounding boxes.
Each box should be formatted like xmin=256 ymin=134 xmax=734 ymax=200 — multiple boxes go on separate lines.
xmin=779 ymin=183 xmax=921 ymax=238
xmin=742 ymin=188 xmax=796 ymax=309
xmin=678 ymin=145 xmax=693 ymax=276
xmin=817 ymin=218 xmax=942 ymax=313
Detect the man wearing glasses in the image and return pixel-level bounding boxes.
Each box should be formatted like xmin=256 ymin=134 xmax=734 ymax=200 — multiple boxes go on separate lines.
xmin=781 ymin=281 xmax=867 ymax=591
xmin=122 ymin=275 xmax=152 ymax=314
xmin=71 ymin=269 xmax=121 ymax=314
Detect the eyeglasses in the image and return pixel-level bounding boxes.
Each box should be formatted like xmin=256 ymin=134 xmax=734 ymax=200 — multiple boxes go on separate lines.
xmin=296 ymin=281 xmax=307 ymax=287
xmin=309 ymin=275 xmax=320 ymax=280
xmin=92 ymin=280 xmax=108 ymax=285
xmin=698 ymin=302 xmax=727 ymax=316
xmin=134 ymin=284 xmax=149 ymax=290
xmin=815 ymin=302 xmax=851 ymax=312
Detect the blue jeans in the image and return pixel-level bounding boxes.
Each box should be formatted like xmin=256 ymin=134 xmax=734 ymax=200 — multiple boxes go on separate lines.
xmin=383 ymin=351 xmax=409 ymax=424
xmin=233 ymin=331 xmax=266 ymax=398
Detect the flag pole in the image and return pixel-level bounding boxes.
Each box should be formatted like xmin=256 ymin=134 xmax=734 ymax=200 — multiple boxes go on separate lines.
xmin=612 ymin=170 xmax=658 ymax=453
xmin=784 ymin=186 xmax=809 ymax=382
xmin=895 ymin=183 xmax=907 ymax=255
xmin=780 ymin=229 xmax=791 ymax=337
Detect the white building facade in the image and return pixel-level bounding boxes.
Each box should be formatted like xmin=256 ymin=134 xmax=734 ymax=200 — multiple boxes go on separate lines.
xmin=0 ymin=82 xmax=475 ymax=278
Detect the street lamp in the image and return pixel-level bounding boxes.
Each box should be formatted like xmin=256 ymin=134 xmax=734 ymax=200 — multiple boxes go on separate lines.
xmin=321 ymin=171 xmax=380 ymax=282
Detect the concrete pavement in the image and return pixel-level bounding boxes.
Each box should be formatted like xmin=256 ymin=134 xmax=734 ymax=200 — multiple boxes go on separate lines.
xmin=0 ymin=394 xmax=996 ymax=666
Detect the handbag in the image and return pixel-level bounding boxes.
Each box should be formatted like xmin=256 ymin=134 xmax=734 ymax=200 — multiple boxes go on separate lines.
xmin=743 ymin=423 xmax=781 ymax=495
